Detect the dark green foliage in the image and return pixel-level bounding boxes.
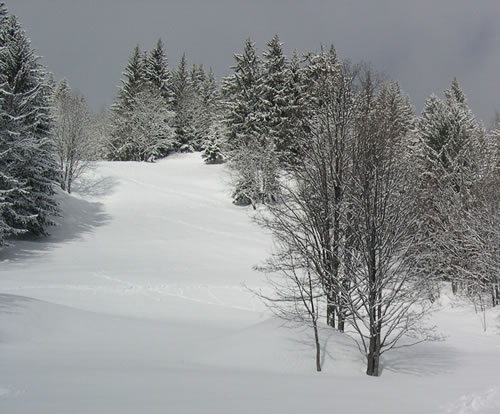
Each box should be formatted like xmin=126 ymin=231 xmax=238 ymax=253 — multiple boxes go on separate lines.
xmin=145 ymin=38 xmax=173 ymax=105
xmin=0 ymin=13 xmax=59 ymax=239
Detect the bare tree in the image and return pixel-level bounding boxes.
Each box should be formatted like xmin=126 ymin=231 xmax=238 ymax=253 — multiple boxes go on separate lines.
xmin=345 ymin=79 xmax=433 ymax=376
xmin=256 ymin=247 xmax=324 ymax=372
xmin=52 ymin=80 xmax=94 ymax=193
xmin=293 ymin=46 xmax=357 ymax=330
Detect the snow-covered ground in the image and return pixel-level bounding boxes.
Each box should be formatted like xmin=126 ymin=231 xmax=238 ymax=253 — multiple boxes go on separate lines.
xmin=0 ymin=153 xmax=499 ymax=413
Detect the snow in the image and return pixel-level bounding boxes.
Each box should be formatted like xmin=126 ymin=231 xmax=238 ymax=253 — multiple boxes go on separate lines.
xmin=0 ymin=153 xmax=499 ymax=413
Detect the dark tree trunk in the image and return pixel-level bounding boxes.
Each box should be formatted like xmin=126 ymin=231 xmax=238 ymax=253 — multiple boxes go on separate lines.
xmin=337 ymin=306 xmax=345 ymax=332
xmin=327 ymin=299 xmax=336 ymax=329
xmin=366 ymin=337 xmax=380 ymax=376
xmin=308 ymin=273 xmax=322 ymax=372
xmin=313 ymin=321 xmax=322 ymax=372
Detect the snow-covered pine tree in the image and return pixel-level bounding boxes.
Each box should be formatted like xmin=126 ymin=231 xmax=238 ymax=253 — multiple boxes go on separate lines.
xmin=222 ymin=38 xmax=263 ymax=151
xmin=278 ymin=50 xmax=306 ymax=164
xmin=223 ymin=38 xmax=280 ymax=205
xmin=202 ymin=118 xmax=225 ymax=164
xmin=416 ymin=79 xmax=486 ymax=298
xmin=0 ymin=1 xmax=19 ymax=246
xmin=199 ymin=68 xmax=220 ymax=147
xmin=171 ymin=53 xmax=195 ymax=151
xmin=188 ymin=63 xmax=208 ymax=150
xmin=0 ymin=13 xmax=59 ymax=237
xmin=145 ymin=38 xmax=173 ymax=106
xmin=260 ymin=35 xmax=287 ymax=156
xmin=113 ymin=45 xmax=147 ymax=114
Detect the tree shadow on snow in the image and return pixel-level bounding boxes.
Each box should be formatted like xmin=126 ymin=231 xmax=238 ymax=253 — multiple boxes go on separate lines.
xmin=381 ymin=340 xmax=459 ymax=376
xmin=0 ymin=184 xmax=113 ymax=262
xmin=71 ymin=175 xmax=119 ymax=198
xmin=0 ymin=294 xmax=34 ymax=316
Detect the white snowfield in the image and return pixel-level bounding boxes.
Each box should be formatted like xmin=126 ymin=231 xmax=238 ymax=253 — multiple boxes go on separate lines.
xmin=0 ymin=153 xmax=499 ymax=414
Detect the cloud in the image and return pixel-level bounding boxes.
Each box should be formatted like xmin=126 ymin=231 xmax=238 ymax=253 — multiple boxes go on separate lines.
xmin=9 ymin=0 xmax=500 ymax=122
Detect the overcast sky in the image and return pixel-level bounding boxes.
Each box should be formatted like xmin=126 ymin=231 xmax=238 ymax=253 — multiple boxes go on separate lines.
xmin=9 ymin=0 xmax=500 ymax=124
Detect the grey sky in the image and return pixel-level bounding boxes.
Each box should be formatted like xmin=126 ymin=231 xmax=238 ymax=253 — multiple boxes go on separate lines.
xmin=9 ymin=0 xmax=500 ymax=123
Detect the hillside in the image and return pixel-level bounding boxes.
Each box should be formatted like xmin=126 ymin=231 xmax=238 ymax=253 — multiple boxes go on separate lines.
xmin=0 ymin=153 xmax=499 ymax=413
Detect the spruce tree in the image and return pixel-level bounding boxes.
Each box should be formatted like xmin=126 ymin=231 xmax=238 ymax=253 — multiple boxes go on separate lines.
xmin=260 ymin=35 xmax=287 ymax=154
xmin=223 ymin=38 xmax=262 ymax=151
xmin=416 ymin=79 xmax=485 ymax=293
xmin=109 ymin=44 xmax=146 ymax=160
xmin=202 ymin=119 xmax=225 ymax=164
xmin=223 ymin=38 xmax=280 ymax=205
xmin=276 ymin=50 xmax=305 ymax=164
xmin=113 ymin=45 xmax=147 ymax=114
xmin=0 ymin=14 xmax=59 ymax=236
xmin=189 ymin=63 xmax=208 ymax=149
xmin=145 ymin=38 xmax=173 ymax=106
xmin=171 ymin=53 xmax=195 ymax=150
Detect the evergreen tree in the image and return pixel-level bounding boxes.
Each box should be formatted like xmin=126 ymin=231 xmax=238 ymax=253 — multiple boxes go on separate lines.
xmin=260 ymin=35 xmax=288 ymax=154
xmin=223 ymin=38 xmax=263 ymax=150
xmin=202 ymin=119 xmax=225 ymax=164
xmin=278 ymin=50 xmax=306 ymax=163
xmin=416 ymin=79 xmax=485 ymax=293
xmin=200 ymin=68 xmax=220 ymax=140
xmin=189 ymin=63 xmax=208 ymax=149
xmin=0 ymin=14 xmax=59 ymax=236
xmin=171 ymin=53 xmax=195 ymax=150
xmin=223 ymin=38 xmax=281 ymax=205
xmin=145 ymin=38 xmax=173 ymax=105
xmin=113 ymin=45 xmax=147 ymax=114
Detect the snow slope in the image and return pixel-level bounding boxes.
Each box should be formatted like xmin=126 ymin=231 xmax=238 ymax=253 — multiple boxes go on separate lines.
xmin=0 ymin=153 xmax=499 ymax=413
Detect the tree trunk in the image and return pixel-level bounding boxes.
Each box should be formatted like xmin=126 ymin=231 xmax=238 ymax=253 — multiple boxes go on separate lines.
xmin=326 ymin=300 xmax=336 ymax=329
xmin=313 ymin=320 xmax=322 ymax=372
xmin=337 ymin=309 xmax=345 ymax=332
xmin=366 ymin=341 xmax=380 ymax=376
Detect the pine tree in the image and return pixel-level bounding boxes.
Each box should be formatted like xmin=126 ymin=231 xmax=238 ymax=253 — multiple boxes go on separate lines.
xmin=260 ymin=35 xmax=287 ymax=152
xmin=0 ymin=14 xmax=59 ymax=236
xmin=113 ymin=45 xmax=147 ymax=114
xmin=223 ymin=38 xmax=262 ymax=150
xmin=278 ymin=50 xmax=306 ymax=163
xmin=0 ymin=2 xmax=21 ymax=245
xmin=145 ymin=38 xmax=173 ymax=106
xmin=200 ymin=68 xmax=220 ymax=142
xmin=109 ymin=44 xmax=147 ymax=160
xmin=223 ymin=38 xmax=282 ymax=205
xmin=189 ymin=63 xmax=208 ymax=149
xmin=171 ymin=53 xmax=195 ymax=150
xmin=202 ymin=119 xmax=225 ymax=164
xmin=416 ymin=79 xmax=485 ymax=295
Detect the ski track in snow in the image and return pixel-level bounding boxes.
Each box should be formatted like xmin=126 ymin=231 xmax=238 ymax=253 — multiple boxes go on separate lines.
xmin=1 ymin=271 xmax=263 ymax=312
xmin=443 ymin=386 xmax=500 ymax=413
xmin=147 ymin=214 xmax=265 ymax=244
